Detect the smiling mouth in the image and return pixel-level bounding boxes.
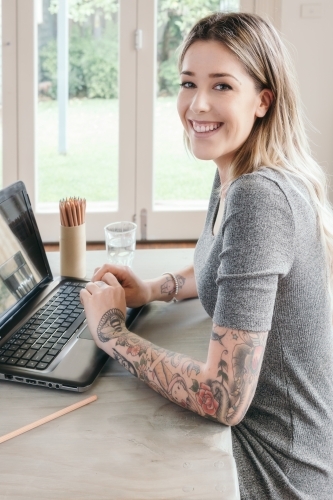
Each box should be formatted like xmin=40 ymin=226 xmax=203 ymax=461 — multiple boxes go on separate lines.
xmin=190 ymin=120 xmax=223 ymax=133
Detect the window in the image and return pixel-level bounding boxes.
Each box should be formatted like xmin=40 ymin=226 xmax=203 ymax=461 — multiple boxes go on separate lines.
xmin=4 ymin=0 xmax=284 ymax=242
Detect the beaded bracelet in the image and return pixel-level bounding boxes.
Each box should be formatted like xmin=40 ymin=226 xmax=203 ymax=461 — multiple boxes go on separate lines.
xmin=162 ymin=272 xmax=179 ymax=297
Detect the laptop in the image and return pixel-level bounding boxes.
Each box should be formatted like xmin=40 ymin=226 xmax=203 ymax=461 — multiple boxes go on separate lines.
xmin=0 ymin=181 xmax=140 ymax=392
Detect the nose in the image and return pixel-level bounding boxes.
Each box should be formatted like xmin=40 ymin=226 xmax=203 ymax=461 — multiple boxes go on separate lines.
xmin=190 ymin=89 xmax=211 ymax=114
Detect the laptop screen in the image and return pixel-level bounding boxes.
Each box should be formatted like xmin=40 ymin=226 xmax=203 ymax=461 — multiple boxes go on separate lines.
xmin=0 ymin=188 xmax=49 ymax=321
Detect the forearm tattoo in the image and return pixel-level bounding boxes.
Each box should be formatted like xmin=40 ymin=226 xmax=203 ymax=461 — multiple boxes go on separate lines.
xmin=97 ymin=308 xmax=126 ymax=343
xmin=107 ymin=320 xmax=267 ymax=425
xmin=160 ymin=274 xmax=186 ymax=296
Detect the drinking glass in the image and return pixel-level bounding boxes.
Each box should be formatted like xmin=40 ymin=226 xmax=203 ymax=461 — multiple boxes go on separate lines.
xmin=104 ymin=221 xmax=137 ymax=267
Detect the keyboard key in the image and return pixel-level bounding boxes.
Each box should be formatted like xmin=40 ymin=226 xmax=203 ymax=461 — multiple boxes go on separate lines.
xmin=0 ymin=356 xmax=9 ymax=363
xmin=21 ymin=343 xmax=32 ymax=350
xmin=32 ymin=349 xmax=48 ymax=361
xmin=51 ymin=344 xmax=63 ymax=351
xmin=22 ymin=349 xmax=36 ymax=360
xmin=7 ymin=358 xmax=17 ymax=365
xmin=4 ymin=350 xmax=15 ymax=357
xmin=43 ymin=342 xmax=55 ymax=349
xmin=48 ymin=349 xmax=59 ymax=356
xmin=26 ymin=360 xmax=38 ymax=368
xmin=61 ymin=331 xmax=74 ymax=340
xmin=12 ymin=339 xmax=24 ymax=346
xmin=17 ymin=359 xmax=28 ymax=367
xmin=30 ymin=344 xmax=40 ymax=350
xmin=40 ymin=333 xmax=51 ymax=339
xmin=42 ymin=354 xmax=55 ymax=364
xmin=36 ymin=362 xmax=48 ymax=370
xmin=57 ymin=339 xmax=67 ymax=345
xmin=13 ymin=349 xmax=26 ymax=359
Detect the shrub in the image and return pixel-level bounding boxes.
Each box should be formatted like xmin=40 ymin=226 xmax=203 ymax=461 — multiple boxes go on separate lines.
xmin=158 ymin=52 xmax=180 ymax=96
xmin=39 ymin=29 xmax=118 ymax=99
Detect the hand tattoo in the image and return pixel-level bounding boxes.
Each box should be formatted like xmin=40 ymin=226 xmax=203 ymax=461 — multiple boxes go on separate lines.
xmin=97 ymin=308 xmax=126 ymax=343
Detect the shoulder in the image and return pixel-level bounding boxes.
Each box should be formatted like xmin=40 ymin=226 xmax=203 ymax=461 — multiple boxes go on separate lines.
xmin=226 ymin=168 xmax=292 ymax=214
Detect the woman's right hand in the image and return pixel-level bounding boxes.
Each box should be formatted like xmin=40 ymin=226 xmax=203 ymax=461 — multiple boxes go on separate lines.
xmin=91 ymin=264 xmax=151 ymax=308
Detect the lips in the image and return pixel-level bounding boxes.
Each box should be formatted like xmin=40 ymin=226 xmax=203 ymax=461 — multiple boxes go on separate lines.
xmin=190 ymin=120 xmax=223 ymax=133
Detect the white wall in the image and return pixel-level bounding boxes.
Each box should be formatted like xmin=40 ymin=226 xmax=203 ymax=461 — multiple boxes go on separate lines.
xmin=280 ymin=1 xmax=333 ymax=200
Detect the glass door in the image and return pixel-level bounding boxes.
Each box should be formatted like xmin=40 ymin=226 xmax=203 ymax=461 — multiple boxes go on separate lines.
xmin=135 ymin=0 xmax=240 ymax=240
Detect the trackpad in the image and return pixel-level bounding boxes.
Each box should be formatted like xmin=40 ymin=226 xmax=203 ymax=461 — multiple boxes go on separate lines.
xmin=79 ymin=325 xmax=94 ymax=340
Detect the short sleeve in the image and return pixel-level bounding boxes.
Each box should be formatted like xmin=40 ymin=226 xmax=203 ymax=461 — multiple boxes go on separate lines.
xmin=213 ymin=173 xmax=295 ymax=331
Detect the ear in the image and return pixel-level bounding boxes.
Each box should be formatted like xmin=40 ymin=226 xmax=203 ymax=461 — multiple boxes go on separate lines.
xmin=255 ymin=88 xmax=273 ymax=118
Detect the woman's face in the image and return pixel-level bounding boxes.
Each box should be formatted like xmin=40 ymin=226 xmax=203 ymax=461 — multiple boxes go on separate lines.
xmin=177 ymin=40 xmax=271 ymax=171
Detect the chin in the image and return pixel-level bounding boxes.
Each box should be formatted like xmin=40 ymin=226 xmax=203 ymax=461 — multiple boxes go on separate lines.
xmin=191 ymin=149 xmax=216 ymax=161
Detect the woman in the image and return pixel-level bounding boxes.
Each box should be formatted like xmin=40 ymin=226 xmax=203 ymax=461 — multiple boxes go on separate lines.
xmin=80 ymin=12 xmax=333 ymax=499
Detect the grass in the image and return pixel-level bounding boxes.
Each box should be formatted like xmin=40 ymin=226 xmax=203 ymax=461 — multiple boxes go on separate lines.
xmin=36 ymin=97 xmax=216 ymax=204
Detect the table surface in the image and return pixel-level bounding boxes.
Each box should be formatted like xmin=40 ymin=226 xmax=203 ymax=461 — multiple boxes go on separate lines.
xmin=0 ymin=249 xmax=240 ymax=500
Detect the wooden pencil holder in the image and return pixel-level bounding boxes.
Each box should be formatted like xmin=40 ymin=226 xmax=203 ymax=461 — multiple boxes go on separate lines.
xmin=60 ymin=223 xmax=86 ymax=279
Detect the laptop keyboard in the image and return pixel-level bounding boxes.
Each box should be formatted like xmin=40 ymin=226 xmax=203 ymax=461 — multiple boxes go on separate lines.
xmin=0 ymin=282 xmax=85 ymax=370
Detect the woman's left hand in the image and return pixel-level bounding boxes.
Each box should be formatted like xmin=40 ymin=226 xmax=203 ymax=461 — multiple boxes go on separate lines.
xmin=80 ymin=272 xmax=128 ymax=351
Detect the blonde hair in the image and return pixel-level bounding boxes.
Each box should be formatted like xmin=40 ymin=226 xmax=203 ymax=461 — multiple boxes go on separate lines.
xmin=179 ymin=12 xmax=333 ymax=312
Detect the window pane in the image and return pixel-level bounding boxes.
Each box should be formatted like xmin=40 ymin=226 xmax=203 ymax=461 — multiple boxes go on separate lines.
xmin=37 ymin=0 xmax=119 ymax=209
xmin=154 ymin=0 xmax=239 ymax=209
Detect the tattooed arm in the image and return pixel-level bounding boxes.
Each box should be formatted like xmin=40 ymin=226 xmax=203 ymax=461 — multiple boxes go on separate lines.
xmin=91 ymin=264 xmax=197 ymax=307
xmin=81 ymin=278 xmax=268 ymax=426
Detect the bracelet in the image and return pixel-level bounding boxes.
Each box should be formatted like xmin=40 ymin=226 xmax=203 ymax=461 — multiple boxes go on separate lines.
xmin=162 ymin=272 xmax=179 ymax=297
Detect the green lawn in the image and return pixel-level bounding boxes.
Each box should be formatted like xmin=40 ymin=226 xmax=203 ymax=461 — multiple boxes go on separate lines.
xmin=36 ymin=97 xmax=216 ymax=203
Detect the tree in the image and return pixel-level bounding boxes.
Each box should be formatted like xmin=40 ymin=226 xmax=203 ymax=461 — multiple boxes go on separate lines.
xmin=49 ymin=0 xmax=117 ymax=24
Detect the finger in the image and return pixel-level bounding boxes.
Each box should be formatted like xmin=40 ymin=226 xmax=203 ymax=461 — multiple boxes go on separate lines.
xmin=93 ymin=266 xmax=101 ymax=276
xmin=94 ymin=280 xmax=109 ymax=289
xmin=80 ymin=288 xmax=90 ymax=305
xmin=93 ymin=264 xmax=130 ymax=283
xmin=84 ymin=281 xmax=102 ymax=294
xmin=101 ymin=272 xmax=121 ymax=287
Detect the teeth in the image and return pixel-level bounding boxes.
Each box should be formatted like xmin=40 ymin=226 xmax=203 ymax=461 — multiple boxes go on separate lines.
xmin=192 ymin=122 xmax=221 ymax=133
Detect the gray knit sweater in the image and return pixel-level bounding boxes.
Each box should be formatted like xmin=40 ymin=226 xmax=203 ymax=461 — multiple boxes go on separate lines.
xmin=194 ymin=167 xmax=333 ymax=499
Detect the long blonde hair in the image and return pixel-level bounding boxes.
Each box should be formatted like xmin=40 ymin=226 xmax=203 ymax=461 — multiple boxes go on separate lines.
xmin=179 ymin=12 xmax=333 ymax=310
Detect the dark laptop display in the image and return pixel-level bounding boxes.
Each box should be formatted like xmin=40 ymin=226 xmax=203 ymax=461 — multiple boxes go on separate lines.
xmin=0 ymin=181 xmax=137 ymax=391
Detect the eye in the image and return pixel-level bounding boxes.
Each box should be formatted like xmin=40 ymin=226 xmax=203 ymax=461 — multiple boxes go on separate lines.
xmin=214 ymin=83 xmax=232 ymax=91
xmin=179 ymin=81 xmax=195 ymax=89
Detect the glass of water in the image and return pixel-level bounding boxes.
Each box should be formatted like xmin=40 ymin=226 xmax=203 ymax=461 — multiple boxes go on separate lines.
xmin=104 ymin=221 xmax=137 ymax=267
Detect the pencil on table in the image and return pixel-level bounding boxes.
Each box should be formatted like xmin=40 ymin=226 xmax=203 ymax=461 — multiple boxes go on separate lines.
xmin=0 ymin=395 xmax=97 ymax=445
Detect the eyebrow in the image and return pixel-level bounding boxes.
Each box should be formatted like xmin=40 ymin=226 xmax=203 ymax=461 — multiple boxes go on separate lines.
xmin=180 ymin=70 xmax=241 ymax=83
